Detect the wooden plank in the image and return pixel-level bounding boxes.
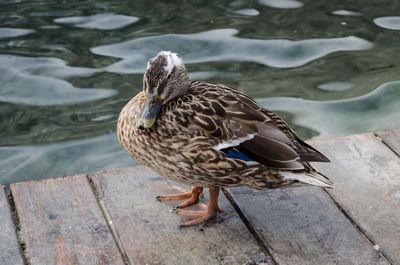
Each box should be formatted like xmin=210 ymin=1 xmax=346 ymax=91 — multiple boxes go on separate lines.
xmin=311 ymin=133 xmax=400 ymax=265
xmin=0 ymin=185 xmax=24 ymax=265
xmin=90 ymin=165 xmax=271 ymax=265
xmin=10 ymin=175 xmax=125 ymax=265
xmin=227 ymin=186 xmax=386 ymax=265
xmin=377 ymin=130 xmax=400 ymax=156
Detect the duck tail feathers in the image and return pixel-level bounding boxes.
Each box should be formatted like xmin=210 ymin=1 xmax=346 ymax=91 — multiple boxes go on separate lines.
xmin=282 ymin=171 xmax=334 ymax=189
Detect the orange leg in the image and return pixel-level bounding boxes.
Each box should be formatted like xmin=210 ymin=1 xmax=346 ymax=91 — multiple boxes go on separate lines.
xmin=156 ymin=186 xmax=204 ymax=209
xmin=177 ymin=187 xmax=221 ymax=227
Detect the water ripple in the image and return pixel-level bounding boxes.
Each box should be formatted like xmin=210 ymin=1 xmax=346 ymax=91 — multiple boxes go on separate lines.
xmin=234 ymin=9 xmax=260 ymax=16
xmin=318 ymin=82 xmax=354 ymax=91
xmin=258 ymin=0 xmax=303 ymax=9
xmin=0 ymin=27 xmax=35 ymax=39
xmin=0 ymin=55 xmax=115 ymax=106
xmin=0 ymin=55 xmax=99 ymax=78
xmin=0 ymin=133 xmax=134 ymax=186
xmin=332 ymin=10 xmax=362 ymax=16
xmin=54 ymin=13 xmax=139 ymax=30
xmin=374 ymin=17 xmax=400 ymax=31
xmin=91 ymin=29 xmax=373 ymax=73
xmin=258 ymin=81 xmax=400 ymax=139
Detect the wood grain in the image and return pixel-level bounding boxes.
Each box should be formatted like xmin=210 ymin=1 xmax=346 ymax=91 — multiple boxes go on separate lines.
xmin=90 ymin=165 xmax=271 ymax=265
xmin=10 ymin=175 xmax=125 ymax=265
xmin=227 ymin=185 xmax=386 ymax=265
xmin=311 ymin=133 xmax=400 ymax=265
xmin=0 ymin=185 xmax=24 ymax=265
xmin=377 ymin=130 xmax=400 ymax=156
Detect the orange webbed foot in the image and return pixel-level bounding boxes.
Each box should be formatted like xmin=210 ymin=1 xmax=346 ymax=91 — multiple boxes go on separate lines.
xmin=177 ymin=210 xmax=218 ymax=227
xmin=157 ymin=186 xmax=225 ymax=227
xmin=176 ymin=187 xmax=221 ymax=227
xmin=156 ymin=186 xmax=204 ymax=209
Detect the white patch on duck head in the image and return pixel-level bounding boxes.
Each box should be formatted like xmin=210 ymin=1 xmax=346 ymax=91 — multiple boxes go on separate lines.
xmin=147 ymin=51 xmax=184 ymax=76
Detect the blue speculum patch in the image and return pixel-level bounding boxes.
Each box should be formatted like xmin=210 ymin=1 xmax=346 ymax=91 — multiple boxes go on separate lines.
xmin=222 ymin=148 xmax=254 ymax=161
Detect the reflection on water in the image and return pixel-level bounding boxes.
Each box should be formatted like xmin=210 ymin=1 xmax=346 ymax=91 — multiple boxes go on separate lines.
xmin=91 ymin=29 xmax=372 ymax=71
xmin=0 ymin=27 xmax=35 ymax=39
xmin=259 ymin=0 xmax=303 ymax=9
xmin=374 ymin=17 xmax=400 ymax=31
xmin=54 ymin=13 xmax=139 ymax=30
xmin=318 ymin=82 xmax=354 ymax=91
xmin=0 ymin=134 xmax=134 ymax=187
xmin=234 ymin=9 xmax=260 ymax=16
xmin=258 ymin=81 xmax=400 ymax=139
xmin=332 ymin=10 xmax=362 ymax=16
xmin=0 ymin=0 xmax=400 ymax=186
xmin=0 ymin=67 xmax=115 ymax=106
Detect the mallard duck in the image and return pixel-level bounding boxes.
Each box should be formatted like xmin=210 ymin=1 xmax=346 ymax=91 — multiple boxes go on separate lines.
xmin=117 ymin=51 xmax=332 ymax=226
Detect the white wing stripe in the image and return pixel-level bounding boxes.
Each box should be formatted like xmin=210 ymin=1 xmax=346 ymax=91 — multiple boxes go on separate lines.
xmin=214 ymin=133 xmax=257 ymax=150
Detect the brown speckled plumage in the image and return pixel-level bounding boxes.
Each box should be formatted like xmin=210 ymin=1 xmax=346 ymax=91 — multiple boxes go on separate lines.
xmin=117 ymin=52 xmax=332 ymax=192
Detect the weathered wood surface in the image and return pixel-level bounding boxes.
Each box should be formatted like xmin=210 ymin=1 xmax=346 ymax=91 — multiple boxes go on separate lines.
xmin=2 ymin=130 xmax=400 ymax=265
xmin=90 ymin=166 xmax=271 ymax=265
xmin=10 ymin=175 xmax=125 ymax=265
xmin=377 ymin=130 xmax=400 ymax=156
xmin=227 ymin=186 xmax=386 ymax=265
xmin=0 ymin=185 xmax=24 ymax=265
xmin=311 ymin=133 xmax=400 ymax=265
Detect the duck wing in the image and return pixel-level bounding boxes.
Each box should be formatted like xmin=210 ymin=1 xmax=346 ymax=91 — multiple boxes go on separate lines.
xmin=188 ymin=82 xmax=329 ymax=171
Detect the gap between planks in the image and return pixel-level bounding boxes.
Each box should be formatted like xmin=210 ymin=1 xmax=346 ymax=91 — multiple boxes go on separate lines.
xmin=87 ymin=166 xmax=390 ymax=265
xmin=3 ymin=130 xmax=398 ymax=265
xmin=316 ymin=133 xmax=398 ymax=265
xmin=320 ymin=189 xmax=393 ymax=265
xmin=7 ymin=190 xmax=31 ymax=265
xmin=87 ymin=172 xmax=276 ymax=265
xmin=221 ymin=132 xmax=397 ymax=265
xmin=222 ymin=188 xmax=279 ymax=265
xmin=375 ymin=132 xmax=400 ymax=158
xmin=8 ymin=176 xmax=129 ymax=265
xmin=87 ymin=174 xmax=131 ymax=265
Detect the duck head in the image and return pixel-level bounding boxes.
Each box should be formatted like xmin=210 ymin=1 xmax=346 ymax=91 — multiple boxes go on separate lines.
xmin=137 ymin=51 xmax=190 ymax=130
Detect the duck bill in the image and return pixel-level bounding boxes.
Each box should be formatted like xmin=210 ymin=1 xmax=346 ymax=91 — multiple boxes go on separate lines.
xmin=137 ymin=94 xmax=162 ymax=130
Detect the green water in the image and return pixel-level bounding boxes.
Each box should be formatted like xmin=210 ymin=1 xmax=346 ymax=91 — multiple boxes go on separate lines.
xmin=1 ymin=0 xmax=400 ymax=186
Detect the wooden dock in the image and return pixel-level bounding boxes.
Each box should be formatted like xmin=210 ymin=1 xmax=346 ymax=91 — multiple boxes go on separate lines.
xmin=1 ymin=130 xmax=399 ymax=265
